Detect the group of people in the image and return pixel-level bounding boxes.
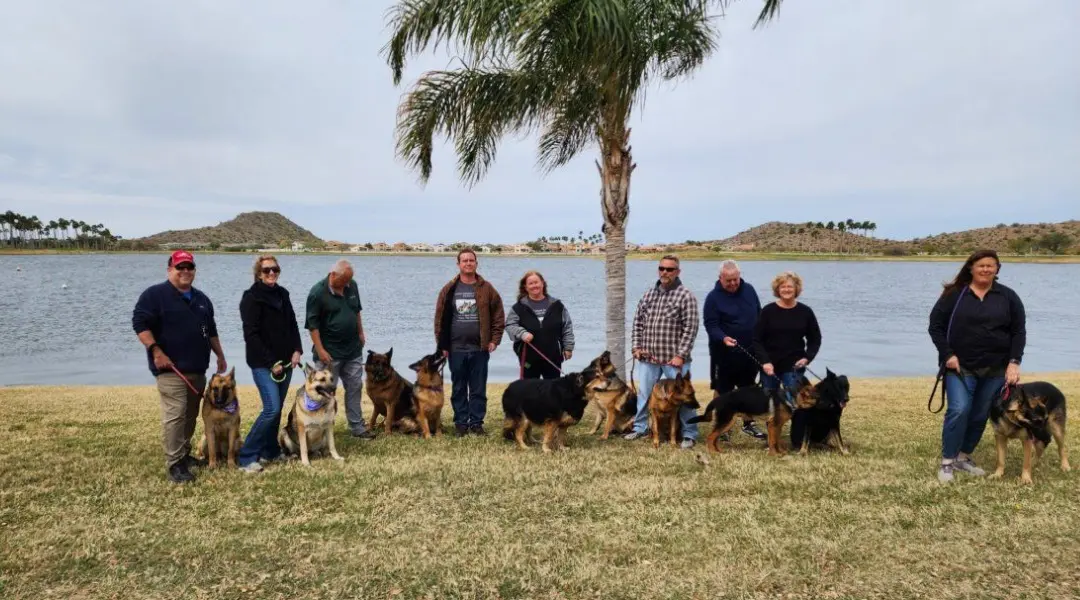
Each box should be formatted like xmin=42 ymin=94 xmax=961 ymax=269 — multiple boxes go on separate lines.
xmin=133 ymin=246 xmax=1026 ymax=486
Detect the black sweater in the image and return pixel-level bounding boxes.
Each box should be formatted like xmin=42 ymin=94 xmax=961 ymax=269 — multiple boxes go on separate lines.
xmin=752 ymin=302 xmax=822 ymax=373
xmin=928 ymin=282 xmax=1025 ymax=370
xmin=240 ymin=281 xmax=304 ymax=369
xmin=132 ymin=281 xmax=218 ymax=376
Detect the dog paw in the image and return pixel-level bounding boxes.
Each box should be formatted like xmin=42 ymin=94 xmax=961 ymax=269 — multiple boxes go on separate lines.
xmin=1062 ymin=463 xmax=1072 ymax=473
xmin=989 ymin=470 xmax=1004 ymax=480
xmin=1020 ymin=474 xmax=1033 ymax=485
xmin=332 ymin=455 xmax=345 ymax=461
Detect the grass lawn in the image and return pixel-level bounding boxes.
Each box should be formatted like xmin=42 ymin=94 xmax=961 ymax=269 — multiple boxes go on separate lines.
xmin=2 ymin=374 xmax=1078 ymax=599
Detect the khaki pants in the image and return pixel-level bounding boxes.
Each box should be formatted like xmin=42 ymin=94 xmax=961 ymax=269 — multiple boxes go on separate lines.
xmin=156 ymin=372 xmax=206 ymax=468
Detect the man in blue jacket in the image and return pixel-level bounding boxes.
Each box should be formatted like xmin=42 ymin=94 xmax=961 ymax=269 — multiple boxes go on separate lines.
xmin=132 ymin=250 xmax=227 ymax=483
xmin=703 ymin=259 xmax=766 ymax=440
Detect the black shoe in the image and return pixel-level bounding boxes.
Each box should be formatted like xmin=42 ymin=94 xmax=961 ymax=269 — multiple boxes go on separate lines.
xmin=183 ymin=454 xmax=208 ymax=469
xmin=742 ymin=422 xmax=767 ymax=441
xmin=455 ymin=425 xmax=469 ymax=437
xmin=469 ymin=425 xmax=488 ymax=436
xmin=168 ymin=462 xmax=195 ymax=484
xmin=351 ymin=430 xmax=377 ymax=440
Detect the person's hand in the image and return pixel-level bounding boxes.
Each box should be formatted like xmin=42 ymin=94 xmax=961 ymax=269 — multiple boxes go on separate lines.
xmin=152 ymin=347 xmax=173 ymax=370
xmin=1006 ymin=362 xmax=1021 ymax=385
xmin=633 ymin=348 xmax=647 ymax=360
xmin=723 ymin=337 xmax=737 ymax=347
xmin=216 ymin=355 xmax=227 ymax=374
xmin=317 ymin=346 xmax=332 ymax=365
xmin=762 ymin=363 xmax=775 ymax=377
xmin=271 ymin=362 xmax=284 ymax=376
xmin=563 ymin=350 xmax=572 ymax=361
xmin=487 ymin=342 xmax=496 ymax=353
xmin=945 ymin=355 xmax=959 ymax=371
xmin=442 ymin=350 xmax=449 ymax=359
xmin=794 ymin=358 xmax=809 ymax=369
xmin=290 ymin=351 xmax=302 ymax=368
xmin=522 ymin=332 xmax=534 ymax=343
xmin=670 ymin=356 xmax=685 ymax=368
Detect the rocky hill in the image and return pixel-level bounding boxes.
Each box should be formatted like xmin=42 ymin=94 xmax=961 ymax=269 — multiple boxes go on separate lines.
xmin=138 ymin=212 xmax=323 ymax=248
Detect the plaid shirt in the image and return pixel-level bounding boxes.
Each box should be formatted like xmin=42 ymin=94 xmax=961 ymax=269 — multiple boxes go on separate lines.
xmin=632 ymin=278 xmax=699 ymax=364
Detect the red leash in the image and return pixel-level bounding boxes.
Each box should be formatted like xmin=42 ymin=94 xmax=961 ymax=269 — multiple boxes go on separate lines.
xmin=518 ymin=339 xmax=564 ymax=379
xmin=169 ymin=363 xmax=205 ymax=399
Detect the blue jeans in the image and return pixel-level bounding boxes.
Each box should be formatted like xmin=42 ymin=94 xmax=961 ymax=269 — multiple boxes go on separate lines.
xmin=763 ymin=370 xmax=805 ymax=445
xmin=630 ymin=362 xmax=699 ymax=441
xmin=942 ymin=372 xmax=1004 ymax=459
xmin=449 ymin=351 xmax=490 ymax=427
xmin=239 ymin=367 xmax=292 ymax=466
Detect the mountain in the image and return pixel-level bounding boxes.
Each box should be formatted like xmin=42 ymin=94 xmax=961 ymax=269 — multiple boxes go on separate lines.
xmin=138 ymin=212 xmax=324 ymax=248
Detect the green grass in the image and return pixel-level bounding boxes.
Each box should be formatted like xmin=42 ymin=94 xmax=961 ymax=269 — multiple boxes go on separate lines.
xmin=2 ymin=375 xmax=1079 ymax=599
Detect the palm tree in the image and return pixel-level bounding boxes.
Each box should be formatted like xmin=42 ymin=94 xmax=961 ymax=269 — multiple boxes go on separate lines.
xmin=385 ymin=0 xmax=782 ymax=374
xmin=837 ymin=221 xmax=847 ymax=253
xmin=57 ymin=218 xmax=70 ymax=246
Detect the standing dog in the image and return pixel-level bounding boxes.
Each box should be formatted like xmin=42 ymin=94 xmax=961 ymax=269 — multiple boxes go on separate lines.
xmin=197 ymin=368 xmax=241 ymax=468
xmin=989 ymin=381 xmax=1070 ymax=484
xmin=648 ymin=372 xmax=701 ymax=449
xmin=279 ymin=363 xmax=344 ymax=466
xmin=409 ymin=351 xmax=447 ymax=439
xmin=689 ymin=375 xmax=816 ymax=456
xmin=365 ymin=348 xmax=418 ymax=435
xmin=583 ymin=350 xmax=638 ymax=440
xmin=797 ymin=369 xmax=851 ymax=455
xmin=502 ymin=366 xmax=597 ymax=452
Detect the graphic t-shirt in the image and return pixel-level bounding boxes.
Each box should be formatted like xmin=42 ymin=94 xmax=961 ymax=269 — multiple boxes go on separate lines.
xmin=450 ymin=283 xmax=481 ymax=352
xmin=522 ymin=296 xmax=551 ymax=322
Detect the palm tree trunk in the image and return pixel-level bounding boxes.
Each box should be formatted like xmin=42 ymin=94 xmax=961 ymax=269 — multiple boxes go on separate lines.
xmin=597 ymin=128 xmax=635 ymax=380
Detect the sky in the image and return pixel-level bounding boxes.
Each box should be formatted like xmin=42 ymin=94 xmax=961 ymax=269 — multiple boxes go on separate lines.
xmin=0 ymin=0 xmax=1077 ymax=245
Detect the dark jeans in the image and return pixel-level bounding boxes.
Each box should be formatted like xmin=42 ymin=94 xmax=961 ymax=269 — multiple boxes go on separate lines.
xmin=449 ymin=350 xmax=490 ymax=427
xmin=711 ymin=348 xmax=759 ymax=426
xmin=942 ymin=372 xmax=1004 ymax=459
xmin=239 ymin=367 xmax=291 ymax=466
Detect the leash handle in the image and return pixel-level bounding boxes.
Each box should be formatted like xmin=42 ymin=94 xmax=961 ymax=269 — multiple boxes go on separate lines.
xmin=927 ymin=287 xmax=969 ymax=413
xmin=270 ymin=360 xmax=294 ymax=383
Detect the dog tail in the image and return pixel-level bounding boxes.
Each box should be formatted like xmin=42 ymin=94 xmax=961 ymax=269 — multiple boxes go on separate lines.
xmin=687 ymin=397 xmax=718 ymax=424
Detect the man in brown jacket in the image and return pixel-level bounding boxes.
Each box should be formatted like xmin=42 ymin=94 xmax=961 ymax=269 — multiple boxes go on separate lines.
xmin=435 ymin=248 xmax=505 ymax=436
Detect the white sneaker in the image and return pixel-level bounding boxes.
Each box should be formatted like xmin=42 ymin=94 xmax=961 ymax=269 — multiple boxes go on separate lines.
xmin=937 ymin=462 xmax=954 ymax=483
xmin=680 ymin=438 xmax=695 ymax=450
xmin=240 ymin=462 xmax=264 ymax=474
xmin=953 ymin=457 xmax=986 ymax=476
xmin=623 ymin=431 xmax=648 ymax=441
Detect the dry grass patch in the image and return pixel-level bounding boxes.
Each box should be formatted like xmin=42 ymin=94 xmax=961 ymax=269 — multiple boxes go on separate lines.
xmin=2 ymin=374 xmax=1079 ymax=599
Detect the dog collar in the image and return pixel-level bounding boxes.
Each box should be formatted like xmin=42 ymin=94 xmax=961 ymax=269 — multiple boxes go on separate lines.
xmin=303 ymin=392 xmax=322 ymax=412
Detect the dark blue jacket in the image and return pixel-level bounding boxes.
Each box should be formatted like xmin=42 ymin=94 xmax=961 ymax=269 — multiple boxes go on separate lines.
xmin=703 ymin=279 xmax=761 ymax=349
xmin=132 ymin=281 xmax=219 ymax=376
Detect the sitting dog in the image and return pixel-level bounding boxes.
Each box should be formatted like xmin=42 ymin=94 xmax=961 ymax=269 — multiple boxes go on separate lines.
xmin=647 ymin=371 xmax=701 ymax=449
xmin=365 ymin=348 xmax=418 ymax=435
xmin=795 ymin=369 xmax=851 ymax=455
xmin=408 ymin=351 xmax=446 ymax=439
xmin=583 ymin=350 xmax=638 ymax=439
xmin=501 ymin=364 xmax=598 ymax=452
xmin=989 ymin=381 xmax=1070 ymax=484
xmin=197 ymin=368 xmax=241 ymax=468
xmin=689 ymin=374 xmax=816 ymax=456
xmin=279 ymin=363 xmax=344 ymax=466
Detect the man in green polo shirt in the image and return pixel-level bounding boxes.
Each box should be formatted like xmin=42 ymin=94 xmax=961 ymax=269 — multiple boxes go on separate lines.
xmin=305 ymin=259 xmax=375 ymax=439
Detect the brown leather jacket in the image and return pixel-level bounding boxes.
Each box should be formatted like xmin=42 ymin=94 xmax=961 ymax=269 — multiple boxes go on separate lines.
xmin=435 ymin=274 xmax=505 ymax=352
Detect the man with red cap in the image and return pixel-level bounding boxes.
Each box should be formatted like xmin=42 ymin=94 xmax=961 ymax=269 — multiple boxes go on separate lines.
xmin=132 ymin=250 xmax=227 ymax=483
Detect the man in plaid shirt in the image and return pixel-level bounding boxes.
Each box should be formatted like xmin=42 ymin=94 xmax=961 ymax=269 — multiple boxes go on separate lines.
xmin=624 ymin=255 xmax=700 ymax=448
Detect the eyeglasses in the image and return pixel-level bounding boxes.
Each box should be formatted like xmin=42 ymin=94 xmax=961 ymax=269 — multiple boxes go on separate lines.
xmin=261 ymin=266 xmax=281 ymax=274
xmin=658 ymin=266 xmax=678 ymax=273
xmin=174 ymin=264 xmax=195 ymax=272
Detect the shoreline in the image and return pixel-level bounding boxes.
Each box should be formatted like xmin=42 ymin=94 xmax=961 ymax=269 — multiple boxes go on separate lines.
xmin=2 ymin=248 xmax=1078 ymax=264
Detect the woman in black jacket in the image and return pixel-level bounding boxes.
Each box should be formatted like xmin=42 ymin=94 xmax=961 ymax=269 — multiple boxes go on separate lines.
xmin=237 ymin=255 xmax=303 ymax=473
xmin=505 ymin=270 xmax=575 ymax=379
xmin=928 ymin=249 xmax=1025 ymax=484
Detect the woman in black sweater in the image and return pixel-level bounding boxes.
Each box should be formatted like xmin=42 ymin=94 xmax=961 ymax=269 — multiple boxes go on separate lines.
xmin=753 ymin=271 xmax=822 ymax=447
xmin=928 ymin=249 xmax=1025 ymax=484
xmin=237 ymin=255 xmax=303 ymax=473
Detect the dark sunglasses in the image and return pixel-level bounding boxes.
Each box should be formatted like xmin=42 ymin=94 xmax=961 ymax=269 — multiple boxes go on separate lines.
xmin=261 ymin=266 xmax=281 ymax=275
xmin=658 ymin=266 xmax=678 ymax=272
xmin=174 ymin=264 xmax=195 ymax=272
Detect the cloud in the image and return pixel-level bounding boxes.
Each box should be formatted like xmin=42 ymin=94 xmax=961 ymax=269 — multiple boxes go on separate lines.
xmin=0 ymin=0 xmax=1076 ymax=243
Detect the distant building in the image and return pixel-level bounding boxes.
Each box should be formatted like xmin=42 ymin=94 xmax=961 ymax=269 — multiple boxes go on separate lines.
xmin=372 ymin=242 xmax=390 ymax=252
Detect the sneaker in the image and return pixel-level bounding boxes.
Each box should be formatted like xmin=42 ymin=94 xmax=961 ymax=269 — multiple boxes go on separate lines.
xmin=351 ymin=430 xmax=376 ymax=440
xmin=469 ymin=425 xmax=488 ymax=436
xmin=168 ymin=462 xmax=195 ymax=484
xmin=742 ymin=422 xmax=767 ymax=441
xmin=240 ymin=462 xmax=264 ymax=474
xmin=680 ymin=438 xmax=695 ymax=450
xmin=455 ymin=425 xmax=470 ymax=437
xmin=953 ymin=457 xmax=986 ymax=476
xmin=937 ymin=462 xmax=955 ymax=484
xmin=623 ymin=430 xmax=648 ymax=441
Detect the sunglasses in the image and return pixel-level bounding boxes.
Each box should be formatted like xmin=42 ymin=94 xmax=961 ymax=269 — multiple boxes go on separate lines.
xmin=261 ymin=266 xmax=281 ymax=275
xmin=658 ymin=266 xmax=678 ymax=272
xmin=174 ymin=264 xmax=195 ymax=272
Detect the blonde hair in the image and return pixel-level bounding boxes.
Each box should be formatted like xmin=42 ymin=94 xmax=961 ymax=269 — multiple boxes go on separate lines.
xmin=253 ymin=255 xmax=279 ymax=282
xmin=771 ymin=271 xmax=803 ymax=298
xmin=517 ymin=270 xmax=548 ymax=301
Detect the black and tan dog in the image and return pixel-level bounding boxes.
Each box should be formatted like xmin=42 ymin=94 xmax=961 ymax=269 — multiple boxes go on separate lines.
xmin=583 ymin=350 xmax=638 ymax=439
xmin=408 ymin=351 xmax=446 ymax=439
xmin=364 ymin=348 xmax=418 ymax=435
xmin=197 ymin=368 xmax=241 ymax=468
xmin=689 ymin=374 xmax=816 ymax=456
xmin=796 ymin=369 xmax=851 ymax=456
xmin=989 ymin=381 xmax=1070 ymax=485
xmin=648 ymin=372 xmax=701 ymax=449
xmin=502 ymin=364 xmax=598 ymax=452
xmin=279 ymin=363 xmax=344 ymax=466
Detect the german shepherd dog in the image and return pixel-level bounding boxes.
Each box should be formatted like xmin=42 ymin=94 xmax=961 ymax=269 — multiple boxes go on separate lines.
xmin=365 ymin=348 xmax=418 ymax=435
xmin=689 ymin=374 xmax=816 ymax=456
xmin=648 ymin=372 xmax=701 ymax=449
xmin=197 ymin=368 xmax=241 ymax=468
xmin=408 ymin=351 xmax=447 ymax=439
xmin=796 ymin=369 xmax=851 ymax=455
xmin=989 ymin=381 xmax=1070 ymax=484
xmin=502 ymin=365 xmax=598 ymax=452
xmin=583 ymin=351 xmax=638 ymax=439
xmin=279 ymin=363 xmax=344 ymax=466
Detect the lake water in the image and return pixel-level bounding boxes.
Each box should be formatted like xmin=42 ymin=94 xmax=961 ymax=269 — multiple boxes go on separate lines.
xmin=1 ymin=254 xmax=1076 ymax=386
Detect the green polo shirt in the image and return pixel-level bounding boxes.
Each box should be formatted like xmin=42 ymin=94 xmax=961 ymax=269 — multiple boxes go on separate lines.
xmin=305 ymin=277 xmax=363 ymax=361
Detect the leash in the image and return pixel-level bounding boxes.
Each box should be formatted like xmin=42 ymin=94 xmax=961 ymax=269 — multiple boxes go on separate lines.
xmin=168 ymin=364 xmax=204 ymax=399
xmin=928 ymin=286 xmax=970 ymax=413
xmin=518 ymin=339 xmax=564 ymax=379
xmin=927 ymin=364 xmax=947 ymax=414
xmin=269 ymin=360 xmax=296 ymax=383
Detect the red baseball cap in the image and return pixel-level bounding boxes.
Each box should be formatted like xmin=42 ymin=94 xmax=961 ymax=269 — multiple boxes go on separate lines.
xmin=169 ymin=250 xmax=195 ymax=267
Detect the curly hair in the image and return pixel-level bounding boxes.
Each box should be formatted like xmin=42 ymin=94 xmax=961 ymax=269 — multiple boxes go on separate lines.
xmin=517 ymin=270 xmax=548 ymax=301
xmin=770 ymin=271 xmax=803 ymax=298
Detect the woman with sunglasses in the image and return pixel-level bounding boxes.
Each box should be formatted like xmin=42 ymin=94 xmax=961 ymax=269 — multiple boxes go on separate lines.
xmin=237 ymin=255 xmax=303 ymax=473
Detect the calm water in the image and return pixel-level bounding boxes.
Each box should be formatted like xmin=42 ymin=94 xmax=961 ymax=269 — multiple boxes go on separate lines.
xmin=1 ymin=254 xmax=1077 ymax=386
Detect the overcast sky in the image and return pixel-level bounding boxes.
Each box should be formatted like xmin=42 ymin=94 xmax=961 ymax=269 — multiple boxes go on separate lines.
xmin=1 ymin=0 xmax=1076 ymax=244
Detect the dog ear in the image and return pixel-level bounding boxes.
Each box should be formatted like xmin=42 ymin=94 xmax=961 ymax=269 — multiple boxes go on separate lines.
xmin=387 ymin=347 xmax=393 ymax=361
xmin=408 ymin=359 xmax=421 ymax=372
xmin=304 ymin=362 xmax=315 ymax=378
xmin=825 ymin=367 xmax=835 ymax=379
xmin=226 ymin=366 xmax=235 ymax=380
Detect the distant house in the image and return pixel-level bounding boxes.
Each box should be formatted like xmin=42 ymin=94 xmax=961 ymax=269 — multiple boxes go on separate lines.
xmin=391 ymin=242 xmax=410 ymax=252
xmin=411 ymin=243 xmax=432 ymax=252
xmin=589 ymin=244 xmax=604 ymax=255
xmin=290 ymin=241 xmax=306 ymax=252
xmin=510 ymin=244 xmax=531 ymax=254
xmin=431 ymin=244 xmax=449 ymax=253
xmin=625 ymin=242 xmax=639 ymax=251
xmin=478 ymin=244 xmax=494 ymax=253
xmin=348 ymin=245 xmax=365 ymax=252
xmin=372 ymin=242 xmax=390 ymax=252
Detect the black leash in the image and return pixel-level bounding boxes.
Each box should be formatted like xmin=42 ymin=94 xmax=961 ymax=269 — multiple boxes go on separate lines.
xmin=927 ymin=364 xmax=947 ymax=414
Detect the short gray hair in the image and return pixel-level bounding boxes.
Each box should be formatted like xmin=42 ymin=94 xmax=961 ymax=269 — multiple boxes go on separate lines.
xmin=331 ymin=259 xmax=353 ymax=275
xmin=720 ymin=259 xmax=740 ymax=275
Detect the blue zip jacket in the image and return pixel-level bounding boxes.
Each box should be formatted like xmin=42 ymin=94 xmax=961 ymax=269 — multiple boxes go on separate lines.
xmin=703 ymin=279 xmax=761 ymax=349
xmin=132 ymin=281 xmax=219 ymax=376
